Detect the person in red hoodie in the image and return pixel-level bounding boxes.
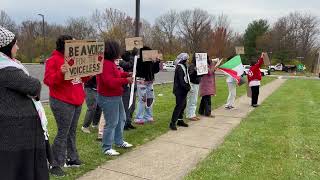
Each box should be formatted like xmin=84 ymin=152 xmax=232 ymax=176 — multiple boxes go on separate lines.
xmin=247 ymin=53 xmax=265 ymax=107
xmin=44 ymin=35 xmax=90 ymax=177
xmin=96 ymin=40 xmax=134 ymax=156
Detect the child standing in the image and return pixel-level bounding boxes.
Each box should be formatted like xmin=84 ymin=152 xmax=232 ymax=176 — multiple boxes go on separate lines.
xmin=198 ymin=58 xmax=217 ymax=117
xmin=169 ymin=53 xmax=191 ymax=130
xmin=247 ymin=53 xmax=264 ymax=107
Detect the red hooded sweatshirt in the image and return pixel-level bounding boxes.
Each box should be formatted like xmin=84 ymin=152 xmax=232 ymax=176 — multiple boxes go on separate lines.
xmin=247 ymin=57 xmax=264 ymax=82
xmin=44 ymin=50 xmax=89 ymax=106
xmin=97 ymin=59 xmax=129 ymax=97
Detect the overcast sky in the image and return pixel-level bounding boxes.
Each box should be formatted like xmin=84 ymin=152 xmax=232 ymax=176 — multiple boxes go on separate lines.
xmin=2 ymin=0 xmax=319 ymax=33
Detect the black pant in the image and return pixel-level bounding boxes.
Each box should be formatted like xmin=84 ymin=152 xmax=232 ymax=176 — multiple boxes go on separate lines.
xmin=122 ymin=85 xmax=136 ymax=125
xmin=198 ymin=95 xmax=211 ymax=116
xmin=170 ymin=93 xmax=187 ymax=124
xmin=251 ymin=86 xmax=260 ymax=105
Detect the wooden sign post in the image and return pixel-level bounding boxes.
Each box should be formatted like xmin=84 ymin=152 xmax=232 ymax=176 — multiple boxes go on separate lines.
xmin=64 ymin=40 xmax=104 ymax=80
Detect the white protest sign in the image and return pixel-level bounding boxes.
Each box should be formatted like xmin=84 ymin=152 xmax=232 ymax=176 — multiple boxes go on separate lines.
xmin=196 ymin=53 xmax=208 ymax=75
xmin=64 ymin=40 xmax=104 ymax=80
xmin=129 ymin=55 xmax=138 ymax=109
xmin=125 ymin=37 xmax=143 ymax=51
xmin=235 ymin=46 xmax=245 ymax=55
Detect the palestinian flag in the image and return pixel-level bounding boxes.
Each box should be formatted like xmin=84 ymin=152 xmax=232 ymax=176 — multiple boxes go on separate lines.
xmin=218 ymin=55 xmax=244 ymax=84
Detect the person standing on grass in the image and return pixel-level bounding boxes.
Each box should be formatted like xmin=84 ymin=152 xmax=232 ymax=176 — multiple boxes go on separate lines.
xmin=225 ymin=73 xmax=237 ymax=109
xmin=97 ymin=40 xmax=134 ymax=156
xmin=44 ymin=35 xmax=91 ymax=177
xmin=134 ymin=46 xmax=160 ymax=125
xmin=81 ymin=76 xmax=102 ymax=134
xmin=120 ymin=49 xmax=138 ymax=130
xmin=169 ymin=53 xmax=191 ymax=130
xmin=247 ymin=53 xmax=264 ymax=107
xmin=186 ymin=53 xmax=203 ymax=121
xmin=0 ymin=26 xmax=49 ymax=180
xmin=198 ymin=57 xmax=217 ymax=117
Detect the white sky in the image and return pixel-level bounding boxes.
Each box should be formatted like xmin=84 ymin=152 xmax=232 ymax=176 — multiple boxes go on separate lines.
xmin=2 ymin=0 xmax=319 ymax=33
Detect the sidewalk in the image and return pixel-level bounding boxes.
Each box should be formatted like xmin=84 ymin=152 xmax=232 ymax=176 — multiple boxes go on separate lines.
xmin=78 ymin=78 xmax=286 ymax=180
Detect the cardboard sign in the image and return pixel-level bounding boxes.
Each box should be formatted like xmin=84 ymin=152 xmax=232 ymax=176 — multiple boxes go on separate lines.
xmin=158 ymin=53 xmax=163 ymax=61
xmin=129 ymin=55 xmax=138 ymax=109
xmin=235 ymin=46 xmax=245 ymax=55
xmin=64 ymin=40 xmax=104 ymax=80
xmin=263 ymin=53 xmax=271 ymax=65
xmin=125 ymin=37 xmax=143 ymax=51
xmin=196 ymin=53 xmax=208 ymax=75
xmin=142 ymin=50 xmax=159 ymax=61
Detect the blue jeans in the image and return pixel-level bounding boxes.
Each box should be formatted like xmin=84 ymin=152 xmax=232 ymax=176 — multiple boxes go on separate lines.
xmin=135 ymin=81 xmax=155 ymax=121
xmin=97 ymin=95 xmax=125 ymax=152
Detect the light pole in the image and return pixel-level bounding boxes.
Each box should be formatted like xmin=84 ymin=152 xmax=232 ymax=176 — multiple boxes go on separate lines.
xmin=135 ymin=0 xmax=140 ymax=37
xmin=38 ymin=14 xmax=45 ymax=60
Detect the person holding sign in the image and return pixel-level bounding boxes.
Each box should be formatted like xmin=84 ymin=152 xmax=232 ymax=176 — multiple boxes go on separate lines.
xmin=186 ymin=53 xmax=203 ymax=121
xmin=96 ymin=41 xmax=134 ymax=156
xmin=169 ymin=53 xmax=191 ymax=130
xmin=134 ymin=46 xmax=160 ymax=124
xmin=247 ymin=53 xmax=264 ymax=107
xmin=44 ymin=35 xmax=91 ymax=177
xmin=198 ymin=57 xmax=217 ymax=117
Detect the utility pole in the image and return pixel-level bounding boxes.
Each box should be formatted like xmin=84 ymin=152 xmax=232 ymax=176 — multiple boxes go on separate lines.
xmin=135 ymin=0 xmax=140 ymax=37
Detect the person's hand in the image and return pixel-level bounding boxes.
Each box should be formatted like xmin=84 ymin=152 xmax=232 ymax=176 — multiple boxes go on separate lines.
xmin=261 ymin=52 xmax=265 ymax=58
xmin=128 ymin=72 xmax=133 ymax=77
xmin=127 ymin=77 xmax=133 ymax=84
xmin=61 ymin=64 xmax=68 ymax=74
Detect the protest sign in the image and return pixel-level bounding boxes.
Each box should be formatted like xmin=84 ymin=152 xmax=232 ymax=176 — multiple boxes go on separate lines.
xmin=196 ymin=53 xmax=208 ymax=75
xmin=235 ymin=46 xmax=245 ymax=55
xmin=125 ymin=37 xmax=143 ymax=51
xmin=263 ymin=52 xmax=271 ymax=65
xmin=129 ymin=55 xmax=138 ymax=109
xmin=64 ymin=40 xmax=104 ymax=80
xmin=142 ymin=50 xmax=159 ymax=61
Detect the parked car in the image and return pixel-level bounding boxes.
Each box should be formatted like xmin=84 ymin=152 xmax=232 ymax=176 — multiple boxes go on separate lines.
xmin=162 ymin=64 xmax=176 ymax=71
xmin=268 ymin=63 xmax=296 ymax=72
xmin=243 ymin=65 xmax=270 ymax=76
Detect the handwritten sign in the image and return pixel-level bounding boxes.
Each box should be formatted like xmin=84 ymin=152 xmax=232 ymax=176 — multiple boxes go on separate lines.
xmin=195 ymin=53 xmax=208 ymax=75
xmin=263 ymin=52 xmax=271 ymax=65
xmin=235 ymin=46 xmax=245 ymax=55
xmin=125 ymin=37 xmax=143 ymax=51
xmin=142 ymin=50 xmax=159 ymax=62
xmin=64 ymin=40 xmax=104 ymax=80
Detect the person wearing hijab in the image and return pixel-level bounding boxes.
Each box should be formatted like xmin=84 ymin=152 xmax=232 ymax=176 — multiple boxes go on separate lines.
xmin=169 ymin=53 xmax=191 ymax=130
xmin=0 ymin=26 xmax=49 ymax=180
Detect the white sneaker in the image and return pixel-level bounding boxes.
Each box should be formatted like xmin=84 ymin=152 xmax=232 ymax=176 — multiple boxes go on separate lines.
xmin=104 ymin=149 xmax=120 ymax=156
xmin=81 ymin=127 xmax=91 ymax=134
xmin=91 ymin=125 xmax=98 ymax=129
xmin=117 ymin=141 xmax=133 ymax=148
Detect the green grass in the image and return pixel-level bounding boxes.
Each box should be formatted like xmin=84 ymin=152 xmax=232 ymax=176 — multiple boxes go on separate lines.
xmin=46 ymin=76 xmax=275 ymax=179
xmin=185 ymin=79 xmax=320 ymax=180
xmin=271 ymin=71 xmax=315 ymax=77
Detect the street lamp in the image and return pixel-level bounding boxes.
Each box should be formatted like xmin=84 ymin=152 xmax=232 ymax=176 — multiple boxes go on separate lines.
xmin=38 ymin=14 xmax=45 ymax=61
xmin=135 ymin=0 xmax=140 ymax=37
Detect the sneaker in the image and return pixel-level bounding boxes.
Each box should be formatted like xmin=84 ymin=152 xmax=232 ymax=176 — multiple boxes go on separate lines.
xmin=81 ymin=126 xmax=91 ymax=134
xmin=134 ymin=119 xmax=145 ymax=125
xmin=96 ymin=134 xmax=103 ymax=141
xmin=146 ymin=118 xmax=154 ymax=123
xmin=49 ymin=166 xmax=65 ymax=177
xmin=104 ymin=149 xmax=120 ymax=156
xmin=117 ymin=141 xmax=133 ymax=148
xmin=64 ymin=159 xmax=81 ymax=168
xmin=188 ymin=117 xmax=199 ymax=121
xmin=195 ymin=116 xmax=201 ymax=120
xmin=177 ymin=120 xmax=189 ymax=127
xmin=252 ymin=104 xmax=259 ymax=108
xmin=169 ymin=123 xmax=177 ymax=131
xmin=91 ymin=125 xmax=98 ymax=129
xmin=127 ymin=124 xmax=136 ymax=129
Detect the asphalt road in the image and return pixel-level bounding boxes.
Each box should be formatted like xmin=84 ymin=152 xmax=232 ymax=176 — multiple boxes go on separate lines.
xmin=24 ymin=64 xmax=176 ymax=101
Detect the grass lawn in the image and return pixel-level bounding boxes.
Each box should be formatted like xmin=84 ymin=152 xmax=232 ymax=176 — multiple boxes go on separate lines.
xmin=46 ymin=76 xmax=275 ymax=180
xmin=185 ymin=79 xmax=320 ymax=180
xmin=271 ymin=71 xmax=315 ymax=77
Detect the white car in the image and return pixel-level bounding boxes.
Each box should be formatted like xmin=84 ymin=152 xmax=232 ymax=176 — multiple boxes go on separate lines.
xmin=163 ymin=64 xmax=176 ymax=71
xmin=243 ymin=65 xmax=270 ymax=76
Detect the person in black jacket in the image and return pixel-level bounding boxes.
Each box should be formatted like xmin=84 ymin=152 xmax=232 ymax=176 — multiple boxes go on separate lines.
xmin=120 ymin=49 xmax=138 ymax=130
xmin=81 ymin=76 xmax=102 ymax=133
xmin=169 ymin=53 xmax=191 ymax=130
xmin=134 ymin=46 xmax=160 ymax=124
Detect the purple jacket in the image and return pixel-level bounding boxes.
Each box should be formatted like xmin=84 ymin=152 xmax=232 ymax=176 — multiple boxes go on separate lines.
xmin=199 ymin=66 xmax=216 ymax=97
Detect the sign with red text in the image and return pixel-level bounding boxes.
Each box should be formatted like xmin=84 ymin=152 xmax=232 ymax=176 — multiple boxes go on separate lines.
xmin=64 ymin=40 xmax=104 ymax=80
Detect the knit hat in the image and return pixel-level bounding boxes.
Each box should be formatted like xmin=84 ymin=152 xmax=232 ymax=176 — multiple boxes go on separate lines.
xmin=0 ymin=26 xmax=15 ymax=48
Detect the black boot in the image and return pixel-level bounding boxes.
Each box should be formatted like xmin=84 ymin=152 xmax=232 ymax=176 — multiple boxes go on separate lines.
xmin=169 ymin=123 xmax=177 ymax=130
xmin=177 ymin=120 xmax=189 ymax=127
xmin=124 ymin=125 xmax=130 ymax=131
xmin=127 ymin=123 xmax=136 ymax=129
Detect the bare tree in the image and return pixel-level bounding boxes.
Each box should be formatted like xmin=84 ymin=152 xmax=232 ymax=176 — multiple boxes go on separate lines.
xmin=65 ymin=17 xmax=96 ymax=39
xmin=0 ymin=10 xmax=17 ymax=33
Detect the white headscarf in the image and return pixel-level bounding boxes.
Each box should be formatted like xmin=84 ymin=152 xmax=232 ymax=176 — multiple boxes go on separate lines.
xmin=175 ymin=53 xmax=189 ymax=65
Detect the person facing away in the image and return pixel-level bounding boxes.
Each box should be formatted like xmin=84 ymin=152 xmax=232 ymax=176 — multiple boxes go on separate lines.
xmin=169 ymin=53 xmax=191 ymax=130
xmin=225 ymin=56 xmax=237 ymax=110
xmin=96 ymin=40 xmax=134 ymax=156
xmin=247 ymin=53 xmax=264 ymax=107
xmin=198 ymin=57 xmax=217 ymax=117
xmin=134 ymin=46 xmax=160 ymax=124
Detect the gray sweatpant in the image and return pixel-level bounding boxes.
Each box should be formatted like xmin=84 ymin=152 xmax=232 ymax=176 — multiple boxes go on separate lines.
xmin=50 ymin=97 xmax=82 ymax=167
